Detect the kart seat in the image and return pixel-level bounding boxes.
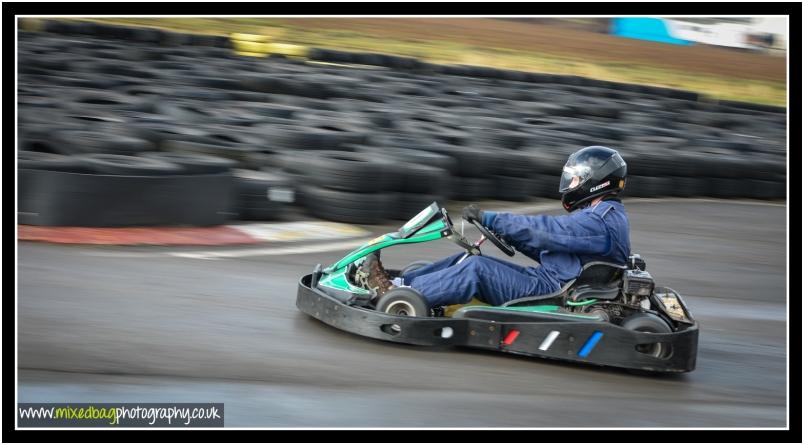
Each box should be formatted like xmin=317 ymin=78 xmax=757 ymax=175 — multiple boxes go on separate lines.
xmin=501 ymin=261 xmax=626 ymax=307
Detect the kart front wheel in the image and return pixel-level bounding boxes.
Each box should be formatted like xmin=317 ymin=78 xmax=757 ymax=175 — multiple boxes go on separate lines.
xmin=377 ymin=287 xmax=430 ymax=317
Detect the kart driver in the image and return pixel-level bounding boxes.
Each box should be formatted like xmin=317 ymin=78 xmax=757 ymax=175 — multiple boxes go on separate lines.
xmin=362 ymin=146 xmax=631 ymax=308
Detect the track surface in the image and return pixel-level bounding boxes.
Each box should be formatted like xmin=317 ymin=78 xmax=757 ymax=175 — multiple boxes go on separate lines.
xmin=18 ymin=200 xmax=788 ymax=427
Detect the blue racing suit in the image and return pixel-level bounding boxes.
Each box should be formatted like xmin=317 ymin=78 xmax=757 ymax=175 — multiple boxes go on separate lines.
xmin=400 ymin=198 xmax=630 ymax=307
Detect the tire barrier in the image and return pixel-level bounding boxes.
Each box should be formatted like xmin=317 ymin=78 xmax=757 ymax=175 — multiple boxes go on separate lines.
xmin=231 ymin=169 xmax=296 ymax=221
xmin=299 ymin=185 xmax=393 ymax=225
xmin=19 ymin=169 xmax=234 ymax=227
xmin=17 ymin=26 xmax=787 ymax=226
xmin=18 ymin=151 xmax=91 ymax=173
xmin=139 ymin=152 xmax=238 ymax=174
xmin=27 ymin=19 xmax=232 ymax=49
xmin=76 ymin=154 xmax=185 ymax=176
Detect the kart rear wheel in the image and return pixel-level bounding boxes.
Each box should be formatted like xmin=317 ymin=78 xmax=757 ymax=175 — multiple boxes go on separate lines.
xmin=377 ymin=287 xmax=430 ymax=317
xmin=621 ymin=313 xmax=673 ymax=359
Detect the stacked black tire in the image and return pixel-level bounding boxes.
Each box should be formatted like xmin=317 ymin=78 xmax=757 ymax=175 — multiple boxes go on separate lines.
xmin=18 ymin=23 xmax=787 ymax=226
xmin=18 ymin=151 xmax=235 ymax=227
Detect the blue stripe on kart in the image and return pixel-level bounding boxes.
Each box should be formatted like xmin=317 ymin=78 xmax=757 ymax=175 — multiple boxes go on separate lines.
xmin=578 ymin=331 xmax=604 ymax=358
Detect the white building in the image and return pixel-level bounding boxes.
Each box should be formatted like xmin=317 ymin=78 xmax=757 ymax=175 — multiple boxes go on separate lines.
xmin=667 ymin=16 xmax=787 ymax=52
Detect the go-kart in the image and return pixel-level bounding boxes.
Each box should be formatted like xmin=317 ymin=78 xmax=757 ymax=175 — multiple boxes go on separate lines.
xmin=296 ymin=202 xmax=698 ymax=373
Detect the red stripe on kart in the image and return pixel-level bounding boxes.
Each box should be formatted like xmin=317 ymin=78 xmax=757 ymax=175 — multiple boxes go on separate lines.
xmin=502 ymin=329 xmax=520 ymax=346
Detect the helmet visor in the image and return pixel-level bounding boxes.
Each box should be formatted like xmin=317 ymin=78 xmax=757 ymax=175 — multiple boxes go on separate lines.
xmin=559 ymin=164 xmax=592 ymax=192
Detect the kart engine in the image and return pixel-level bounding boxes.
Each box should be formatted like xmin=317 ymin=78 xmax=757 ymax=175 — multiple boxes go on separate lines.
xmin=573 ymin=267 xmax=656 ymax=322
xmin=622 ymin=269 xmax=655 ymax=304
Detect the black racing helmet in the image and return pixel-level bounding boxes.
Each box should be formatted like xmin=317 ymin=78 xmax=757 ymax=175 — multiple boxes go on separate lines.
xmin=559 ymin=146 xmax=627 ymax=212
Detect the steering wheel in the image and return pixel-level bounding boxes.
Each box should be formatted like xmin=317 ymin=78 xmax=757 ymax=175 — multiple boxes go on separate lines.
xmin=469 ymin=218 xmax=516 ymax=257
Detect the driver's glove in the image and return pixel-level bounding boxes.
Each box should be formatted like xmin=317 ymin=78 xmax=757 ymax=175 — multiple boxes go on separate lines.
xmin=462 ymin=204 xmax=497 ymax=227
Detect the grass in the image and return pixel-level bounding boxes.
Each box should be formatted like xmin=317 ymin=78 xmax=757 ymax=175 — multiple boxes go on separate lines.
xmin=41 ymin=17 xmax=786 ymax=107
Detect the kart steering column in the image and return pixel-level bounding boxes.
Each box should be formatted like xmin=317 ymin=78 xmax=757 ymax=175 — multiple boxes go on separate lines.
xmin=457 ymin=235 xmax=486 ymax=264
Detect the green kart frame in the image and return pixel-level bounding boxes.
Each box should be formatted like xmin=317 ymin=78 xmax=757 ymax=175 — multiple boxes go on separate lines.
xmin=297 ymin=202 xmax=698 ymax=373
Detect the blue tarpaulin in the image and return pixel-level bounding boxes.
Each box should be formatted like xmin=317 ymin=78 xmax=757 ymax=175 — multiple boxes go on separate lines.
xmin=611 ymin=17 xmax=692 ymax=45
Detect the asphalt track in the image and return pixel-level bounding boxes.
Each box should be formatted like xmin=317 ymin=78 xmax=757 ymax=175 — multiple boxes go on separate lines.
xmin=17 ymin=199 xmax=788 ymax=427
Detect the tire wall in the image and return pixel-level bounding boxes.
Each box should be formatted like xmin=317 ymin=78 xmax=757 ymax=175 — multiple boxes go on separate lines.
xmin=19 ymin=169 xmax=234 ymax=227
xmin=17 ymin=20 xmax=787 ymax=226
